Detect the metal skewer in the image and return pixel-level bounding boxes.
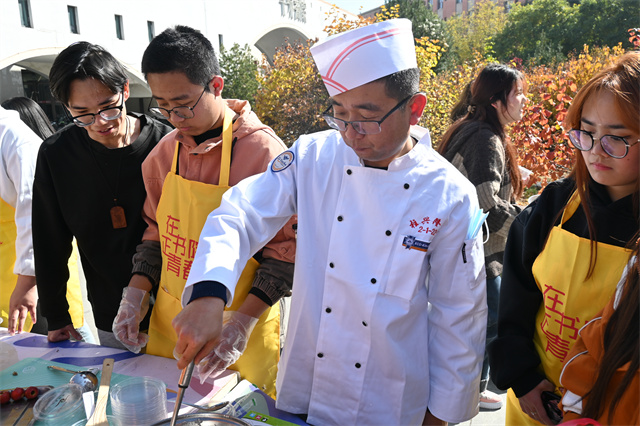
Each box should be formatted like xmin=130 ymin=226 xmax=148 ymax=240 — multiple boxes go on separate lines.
xmin=169 ymin=360 xmax=195 ymax=426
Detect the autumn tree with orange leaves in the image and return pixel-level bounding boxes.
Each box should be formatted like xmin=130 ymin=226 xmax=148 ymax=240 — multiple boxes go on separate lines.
xmin=254 ymin=4 xmax=443 ymax=146
xmin=253 ymin=6 xmax=634 ymax=198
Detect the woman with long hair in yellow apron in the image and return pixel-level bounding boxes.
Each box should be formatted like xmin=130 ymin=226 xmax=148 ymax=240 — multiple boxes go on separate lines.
xmin=489 ymin=52 xmax=639 ymax=425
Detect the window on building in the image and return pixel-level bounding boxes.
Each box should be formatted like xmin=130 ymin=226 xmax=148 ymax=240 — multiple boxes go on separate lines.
xmin=18 ymin=0 xmax=32 ymax=28
xmin=147 ymin=20 xmax=155 ymax=41
xmin=68 ymin=5 xmax=79 ymax=34
xmin=115 ymin=14 xmax=124 ymax=40
xmin=437 ymin=0 xmax=443 ymax=9
xmin=456 ymin=0 xmax=462 ymax=3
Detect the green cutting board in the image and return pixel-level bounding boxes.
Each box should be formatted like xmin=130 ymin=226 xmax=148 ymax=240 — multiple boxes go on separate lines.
xmin=1 ymin=357 xmax=157 ymax=424
xmin=0 ymin=357 xmax=135 ymax=391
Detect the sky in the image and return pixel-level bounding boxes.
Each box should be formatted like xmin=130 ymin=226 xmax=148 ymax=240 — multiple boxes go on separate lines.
xmin=329 ymin=0 xmax=384 ymax=14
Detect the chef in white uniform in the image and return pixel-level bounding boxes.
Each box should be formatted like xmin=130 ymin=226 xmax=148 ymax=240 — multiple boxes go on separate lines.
xmin=173 ymin=19 xmax=488 ymax=426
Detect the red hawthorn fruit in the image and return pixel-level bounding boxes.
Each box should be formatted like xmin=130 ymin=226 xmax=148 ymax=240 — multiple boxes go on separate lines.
xmin=24 ymin=387 xmax=39 ymax=400
xmin=0 ymin=391 xmax=10 ymax=405
xmin=10 ymin=387 xmax=24 ymax=401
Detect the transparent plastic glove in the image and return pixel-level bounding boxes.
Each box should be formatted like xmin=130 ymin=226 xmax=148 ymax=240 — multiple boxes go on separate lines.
xmin=196 ymin=311 xmax=259 ymax=384
xmin=112 ymin=286 xmax=150 ymax=353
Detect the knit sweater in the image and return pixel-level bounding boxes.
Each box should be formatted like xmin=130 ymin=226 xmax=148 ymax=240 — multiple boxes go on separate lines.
xmin=440 ymin=121 xmax=522 ymax=279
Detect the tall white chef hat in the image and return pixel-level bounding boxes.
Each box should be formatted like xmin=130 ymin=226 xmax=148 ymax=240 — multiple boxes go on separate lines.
xmin=310 ymin=18 xmax=417 ymax=97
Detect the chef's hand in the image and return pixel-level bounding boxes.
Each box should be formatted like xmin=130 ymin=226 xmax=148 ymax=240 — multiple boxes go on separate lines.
xmin=112 ymin=286 xmax=150 ymax=353
xmin=518 ymin=379 xmax=555 ymax=425
xmin=173 ymin=297 xmax=225 ymax=370
xmin=8 ymin=275 xmax=38 ymax=335
xmin=48 ymin=324 xmax=83 ymax=342
xmin=196 ymin=311 xmax=259 ymax=383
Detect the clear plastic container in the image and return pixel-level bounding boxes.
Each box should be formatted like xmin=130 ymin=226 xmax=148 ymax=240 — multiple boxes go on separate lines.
xmin=110 ymin=376 xmax=167 ymax=424
xmin=32 ymin=383 xmax=86 ymax=425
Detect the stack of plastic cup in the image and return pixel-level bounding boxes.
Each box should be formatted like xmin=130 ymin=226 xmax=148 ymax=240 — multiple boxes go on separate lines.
xmin=109 ymin=376 xmax=167 ymax=425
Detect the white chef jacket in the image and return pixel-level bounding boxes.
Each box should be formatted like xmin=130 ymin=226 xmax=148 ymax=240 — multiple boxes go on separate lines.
xmin=185 ymin=129 xmax=488 ymax=425
xmin=0 ymin=107 xmax=42 ymax=276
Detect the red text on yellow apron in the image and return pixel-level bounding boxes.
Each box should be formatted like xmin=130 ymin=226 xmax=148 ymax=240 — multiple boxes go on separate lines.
xmin=146 ymin=109 xmax=280 ymax=397
xmin=505 ymin=191 xmax=631 ymax=425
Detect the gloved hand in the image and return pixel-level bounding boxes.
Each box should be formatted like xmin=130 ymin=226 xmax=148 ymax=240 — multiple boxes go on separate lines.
xmin=112 ymin=286 xmax=150 ymax=353
xmin=196 ymin=311 xmax=259 ymax=384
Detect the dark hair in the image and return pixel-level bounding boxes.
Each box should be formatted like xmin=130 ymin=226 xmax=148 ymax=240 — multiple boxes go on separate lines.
xmin=581 ymin=234 xmax=639 ymax=422
xmin=1 ymin=97 xmax=55 ymax=139
xmin=562 ymin=51 xmax=640 ymax=277
xmin=376 ymin=67 xmax=420 ymax=102
xmin=141 ymin=25 xmax=219 ymax=87
xmin=450 ymin=81 xmax=473 ymax=122
xmin=438 ymin=63 xmax=525 ymax=197
xmin=49 ymin=42 xmax=129 ymax=105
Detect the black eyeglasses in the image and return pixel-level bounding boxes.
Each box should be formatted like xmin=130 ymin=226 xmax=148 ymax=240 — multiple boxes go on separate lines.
xmin=149 ymin=85 xmax=207 ymax=120
xmin=70 ymin=93 xmax=124 ymax=127
xmin=322 ymin=94 xmax=415 ymax=135
xmin=568 ymin=129 xmax=640 ymax=159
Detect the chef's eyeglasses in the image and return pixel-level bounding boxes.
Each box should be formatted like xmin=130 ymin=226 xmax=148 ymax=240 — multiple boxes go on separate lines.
xmin=148 ymin=85 xmax=208 ymax=120
xmin=322 ymin=94 xmax=415 ymax=135
xmin=70 ymin=93 xmax=124 ymax=127
xmin=568 ymin=129 xmax=640 ymax=159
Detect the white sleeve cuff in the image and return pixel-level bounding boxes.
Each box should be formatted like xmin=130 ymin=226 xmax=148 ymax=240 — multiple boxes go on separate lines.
xmin=561 ymin=390 xmax=583 ymax=415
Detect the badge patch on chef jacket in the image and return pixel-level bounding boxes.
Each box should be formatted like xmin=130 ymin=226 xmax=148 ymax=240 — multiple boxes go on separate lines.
xmin=271 ymin=151 xmax=294 ymax=172
xmin=402 ymin=235 xmax=430 ymax=252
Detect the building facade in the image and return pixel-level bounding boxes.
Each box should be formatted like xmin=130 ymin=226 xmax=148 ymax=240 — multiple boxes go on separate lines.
xmin=362 ymin=0 xmax=521 ymax=21
xmin=427 ymin=0 xmax=519 ymax=19
xmin=0 ymin=0 xmax=351 ymax=123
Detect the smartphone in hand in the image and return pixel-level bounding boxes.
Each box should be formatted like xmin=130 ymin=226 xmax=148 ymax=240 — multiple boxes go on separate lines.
xmin=541 ymin=391 xmax=563 ymax=424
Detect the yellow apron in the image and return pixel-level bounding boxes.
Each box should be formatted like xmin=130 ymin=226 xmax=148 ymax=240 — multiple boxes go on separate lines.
xmin=66 ymin=241 xmax=84 ymax=329
xmin=146 ymin=109 xmax=281 ymax=397
xmin=0 ymin=197 xmax=83 ymax=331
xmin=505 ymin=191 xmax=631 ymax=425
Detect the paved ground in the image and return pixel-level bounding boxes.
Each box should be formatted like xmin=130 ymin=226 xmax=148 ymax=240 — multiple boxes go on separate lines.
xmin=455 ymin=382 xmax=507 ymax=426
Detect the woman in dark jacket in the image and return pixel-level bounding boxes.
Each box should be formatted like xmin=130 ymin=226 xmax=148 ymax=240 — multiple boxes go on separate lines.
xmin=438 ymin=63 xmax=528 ymax=410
